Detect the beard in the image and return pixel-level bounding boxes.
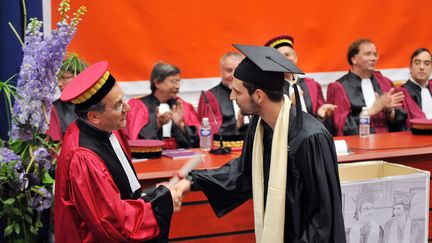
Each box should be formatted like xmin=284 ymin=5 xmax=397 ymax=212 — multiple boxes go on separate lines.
xmin=239 ymin=96 xmax=259 ymax=116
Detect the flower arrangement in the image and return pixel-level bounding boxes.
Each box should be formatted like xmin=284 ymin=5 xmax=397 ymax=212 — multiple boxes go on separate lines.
xmin=0 ymin=1 xmax=86 ymax=241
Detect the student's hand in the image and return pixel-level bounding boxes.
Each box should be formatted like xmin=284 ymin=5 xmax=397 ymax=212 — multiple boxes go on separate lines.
xmin=172 ymin=179 xmax=192 ymax=196
xmin=156 ymin=107 xmax=172 ymax=129
xmin=317 ymin=104 xmax=337 ymax=119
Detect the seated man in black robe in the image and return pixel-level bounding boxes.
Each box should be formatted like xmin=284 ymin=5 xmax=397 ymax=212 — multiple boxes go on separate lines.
xmin=197 ymin=52 xmax=247 ymax=135
xmin=327 ymin=38 xmax=407 ymax=136
xmin=401 ymin=48 xmax=432 ymax=120
xmin=174 ymin=44 xmax=346 ymax=242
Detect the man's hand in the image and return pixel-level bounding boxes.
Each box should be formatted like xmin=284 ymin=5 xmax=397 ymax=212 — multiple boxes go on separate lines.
xmin=156 ymin=107 xmax=173 ymax=129
xmin=369 ymin=88 xmax=404 ymax=116
xmin=168 ymin=186 xmax=183 ymax=212
xmin=317 ymin=104 xmax=337 ymax=119
xmin=172 ymin=179 xmax=192 ymax=196
xmin=172 ymin=102 xmax=186 ymax=132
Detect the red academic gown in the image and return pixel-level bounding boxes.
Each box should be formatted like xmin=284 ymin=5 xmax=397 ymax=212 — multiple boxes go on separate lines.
xmin=327 ymin=71 xmax=407 ymax=136
xmin=124 ymin=95 xmax=200 ymax=148
xmin=55 ymin=119 xmax=173 ymax=242
xmin=399 ymin=80 xmax=431 ymax=124
xmin=197 ymin=83 xmax=238 ymax=135
xmin=47 ymin=106 xmax=62 ymax=141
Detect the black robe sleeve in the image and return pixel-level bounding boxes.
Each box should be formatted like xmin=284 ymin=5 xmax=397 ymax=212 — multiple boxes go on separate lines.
xmin=189 ymin=156 xmax=252 ymax=217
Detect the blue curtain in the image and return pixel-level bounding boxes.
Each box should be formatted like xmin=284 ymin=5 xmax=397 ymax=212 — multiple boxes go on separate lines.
xmin=0 ymin=0 xmax=42 ymax=141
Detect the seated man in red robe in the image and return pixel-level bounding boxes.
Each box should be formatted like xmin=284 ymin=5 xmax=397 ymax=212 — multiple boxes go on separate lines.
xmin=197 ymin=52 xmax=247 ymax=135
xmin=327 ymin=38 xmax=407 ymax=136
xmin=265 ymin=35 xmax=336 ymax=120
xmin=125 ymin=62 xmax=200 ymax=148
xmin=400 ymin=48 xmax=432 ymax=121
xmin=47 ymin=53 xmax=87 ymax=141
xmin=55 ymin=61 xmax=182 ymax=242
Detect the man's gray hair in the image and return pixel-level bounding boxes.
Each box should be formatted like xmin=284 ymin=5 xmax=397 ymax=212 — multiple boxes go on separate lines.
xmin=219 ymin=52 xmax=244 ymax=65
xmin=150 ymin=62 xmax=181 ymax=93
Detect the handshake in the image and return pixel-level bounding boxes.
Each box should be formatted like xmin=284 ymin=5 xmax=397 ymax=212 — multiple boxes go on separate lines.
xmin=158 ymin=155 xmax=202 ymax=211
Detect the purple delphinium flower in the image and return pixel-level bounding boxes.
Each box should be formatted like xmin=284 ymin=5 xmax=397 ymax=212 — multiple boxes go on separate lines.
xmin=31 ymin=187 xmax=53 ymax=213
xmin=11 ymin=18 xmax=76 ymax=141
xmin=0 ymin=147 xmax=21 ymax=163
xmin=33 ymin=147 xmax=51 ymax=170
xmin=16 ymin=172 xmax=40 ymax=191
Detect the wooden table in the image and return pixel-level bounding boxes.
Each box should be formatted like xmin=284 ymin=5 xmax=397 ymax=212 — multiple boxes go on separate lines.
xmin=133 ymin=131 xmax=432 ymax=242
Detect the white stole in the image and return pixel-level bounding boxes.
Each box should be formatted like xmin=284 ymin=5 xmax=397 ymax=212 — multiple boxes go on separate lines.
xmin=420 ymin=87 xmax=432 ymax=119
xmin=361 ymin=78 xmax=376 ymax=108
xmin=159 ymin=103 xmax=172 ymax=137
xmin=252 ymin=95 xmax=291 ymax=243
xmin=109 ymin=134 xmax=141 ymax=193
xmin=287 ymin=79 xmax=307 ymax=113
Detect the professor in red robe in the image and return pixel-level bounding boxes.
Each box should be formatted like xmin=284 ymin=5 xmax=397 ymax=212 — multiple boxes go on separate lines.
xmin=327 ymin=38 xmax=407 ymax=136
xmin=55 ymin=61 xmax=182 ymax=242
xmin=125 ymin=62 xmax=200 ymax=148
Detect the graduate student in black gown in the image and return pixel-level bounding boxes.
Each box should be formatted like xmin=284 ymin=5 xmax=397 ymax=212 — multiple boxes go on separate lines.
xmin=174 ymin=45 xmax=346 ymax=243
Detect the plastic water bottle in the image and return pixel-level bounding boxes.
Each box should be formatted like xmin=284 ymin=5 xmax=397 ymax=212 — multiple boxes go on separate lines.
xmin=359 ymin=107 xmax=370 ymax=138
xmin=200 ymin=117 xmax=212 ymax=151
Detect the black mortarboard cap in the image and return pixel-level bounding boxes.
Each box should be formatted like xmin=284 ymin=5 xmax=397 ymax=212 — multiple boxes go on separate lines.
xmin=233 ymin=44 xmax=304 ymax=91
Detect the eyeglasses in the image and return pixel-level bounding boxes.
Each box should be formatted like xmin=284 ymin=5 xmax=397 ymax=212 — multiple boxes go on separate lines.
xmin=166 ymin=79 xmax=181 ymax=85
xmin=107 ymin=97 xmax=127 ymax=112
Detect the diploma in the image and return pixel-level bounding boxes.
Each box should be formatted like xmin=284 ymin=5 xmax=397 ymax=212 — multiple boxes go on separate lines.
xmin=168 ymin=155 xmax=203 ymax=186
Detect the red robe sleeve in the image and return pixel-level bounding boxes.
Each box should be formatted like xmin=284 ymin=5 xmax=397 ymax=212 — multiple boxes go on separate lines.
xmin=397 ymin=87 xmax=426 ymax=125
xmin=67 ymin=149 xmax=165 ymax=242
xmin=197 ymin=91 xmax=223 ymax=134
xmin=124 ymin=99 xmax=149 ymax=140
xmin=304 ymin=77 xmax=325 ymax=115
xmin=46 ymin=106 xmax=63 ymax=141
xmin=373 ymin=71 xmax=393 ymax=92
xmin=326 ymin=82 xmax=351 ymax=136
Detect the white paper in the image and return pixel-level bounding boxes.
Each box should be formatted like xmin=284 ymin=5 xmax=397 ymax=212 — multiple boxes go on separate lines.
xmin=334 ymin=139 xmax=350 ymax=156
xmin=168 ymin=155 xmax=203 ymax=186
xmin=159 ymin=103 xmax=172 ymax=137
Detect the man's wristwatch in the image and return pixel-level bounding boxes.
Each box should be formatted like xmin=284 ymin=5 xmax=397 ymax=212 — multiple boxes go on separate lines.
xmin=185 ymin=173 xmax=194 ymax=189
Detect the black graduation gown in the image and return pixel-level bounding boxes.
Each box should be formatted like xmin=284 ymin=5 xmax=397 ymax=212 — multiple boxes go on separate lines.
xmin=189 ymin=108 xmax=346 ymax=242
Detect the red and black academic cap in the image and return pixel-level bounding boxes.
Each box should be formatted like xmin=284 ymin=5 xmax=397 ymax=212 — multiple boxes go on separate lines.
xmin=60 ymin=61 xmax=116 ymax=109
xmin=232 ymin=44 xmax=304 ymax=91
xmin=264 ymin=35 xmax=295 ymax=49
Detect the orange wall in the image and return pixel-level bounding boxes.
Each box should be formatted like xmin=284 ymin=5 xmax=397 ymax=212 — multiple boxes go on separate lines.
xmin=52 ymin=0 xmax=432 ymax=81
